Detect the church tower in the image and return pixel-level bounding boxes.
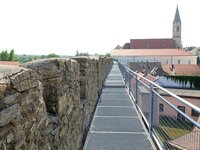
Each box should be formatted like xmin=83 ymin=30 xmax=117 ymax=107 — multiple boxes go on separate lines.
xmin=173 ymin=5 xmax=182 ymax=48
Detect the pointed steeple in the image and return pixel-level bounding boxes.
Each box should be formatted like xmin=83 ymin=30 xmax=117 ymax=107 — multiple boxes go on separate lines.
xmin=173 ymin=5 xmax=181 ymax=23
xmin=173 ymin=5 xmax=182 ymax=48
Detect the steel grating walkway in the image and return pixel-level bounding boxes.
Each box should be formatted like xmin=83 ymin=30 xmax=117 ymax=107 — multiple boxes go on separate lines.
xmin=83 ymin=62 xmax=154 ymax=150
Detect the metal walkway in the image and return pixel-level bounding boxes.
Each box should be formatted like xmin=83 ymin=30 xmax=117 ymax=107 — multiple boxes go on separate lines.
xmin=84 ymin=62 xmax=154 ymax=150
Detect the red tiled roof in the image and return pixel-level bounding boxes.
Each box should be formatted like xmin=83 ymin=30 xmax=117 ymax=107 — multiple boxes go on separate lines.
xmin=162 ymin=64 xmax=200 ymax=76
xmin=0 ymin=61 xmax=20 ymax=66
xmin=145 ymin=74 xmax=157 ymax=82
xmin=111 ymin=49 xmax=194 ymax=56
xmin=136 ymin=72 xmax=145 ymax=80
xmin=130 ymin=39 xmax=176 ymax=49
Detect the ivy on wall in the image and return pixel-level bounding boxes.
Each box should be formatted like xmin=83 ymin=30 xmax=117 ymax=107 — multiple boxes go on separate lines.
xmin=166 ymin=76 xmax=200 ymax=89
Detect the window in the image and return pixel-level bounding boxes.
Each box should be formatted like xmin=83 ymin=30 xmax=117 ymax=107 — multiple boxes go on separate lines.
xmin=188 ymin=60 xmax=191 ymax=64
xmin=159 ymin=103 xmax=164 ymax=112
xmin=177 ymin=106 xmax=185 ymax=121
xmin=178 ymin=106 xmax=185 ymax=112
xmin=191 ymin=109 xmax=199 ymax=117
xmin=178 ymin=60 xmax=180 ymax=64
xmin=177 ymin=26 xmax=179 ymax=32
xmin=166 ymin=60 xmax=168 ymax=64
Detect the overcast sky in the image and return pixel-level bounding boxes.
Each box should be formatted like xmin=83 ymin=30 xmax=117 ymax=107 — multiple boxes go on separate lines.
xmin=0 ymin=0 xmax=200 ymax=56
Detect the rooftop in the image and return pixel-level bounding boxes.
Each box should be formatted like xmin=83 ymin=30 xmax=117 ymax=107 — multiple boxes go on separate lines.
xmin=130 ymin=62 xmax=164 ymax=76
xmin=130 ymin=38 xmax=176 ymax=49
xmin=158 ymin=88 xmax=200 ymax=98
xmin=173 ymin=5 xmax=181 ymax=23
xmin=111 ymin=49 xmax=195 ymax=57
xmin=0 ymin=61 xmax=20 ymax=66
xmin=162 ymin=64 xmax=200 ymax=76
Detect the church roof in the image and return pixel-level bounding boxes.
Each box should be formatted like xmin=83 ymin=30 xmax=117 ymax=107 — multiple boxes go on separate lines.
xmin=174 ymin=5 xmax=181 ymax=23
xmin=129 ymin=38 xmax=176 ymax=49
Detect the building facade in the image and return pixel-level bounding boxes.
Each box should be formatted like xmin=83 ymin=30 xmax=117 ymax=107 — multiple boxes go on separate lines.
xmin=111 ymin=49 xmax=197 ymax=65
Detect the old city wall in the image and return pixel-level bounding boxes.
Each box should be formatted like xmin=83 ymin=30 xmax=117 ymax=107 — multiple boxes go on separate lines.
xmin=0 ymin=56 xmax=113 ymax=150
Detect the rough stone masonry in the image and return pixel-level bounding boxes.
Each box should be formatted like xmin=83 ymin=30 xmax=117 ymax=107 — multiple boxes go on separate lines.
xmin=0 ymin=56 xmax=113 ymax=150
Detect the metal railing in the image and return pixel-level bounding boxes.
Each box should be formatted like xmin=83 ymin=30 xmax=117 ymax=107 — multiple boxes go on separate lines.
xmin=118 ymin=61 xmax=200 ymax=150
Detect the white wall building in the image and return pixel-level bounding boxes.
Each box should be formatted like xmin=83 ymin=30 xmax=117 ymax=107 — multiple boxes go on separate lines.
xmin=111 ymin=49 xmax=197 ymax=65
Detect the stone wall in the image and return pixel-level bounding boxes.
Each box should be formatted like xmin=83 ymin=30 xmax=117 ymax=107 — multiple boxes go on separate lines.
xmin=0 ymin=57 xmax=112 ymax=150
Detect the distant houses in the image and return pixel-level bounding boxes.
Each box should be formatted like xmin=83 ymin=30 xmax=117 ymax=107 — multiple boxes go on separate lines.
xmin=112 ymin=4 xmax=200 ymax=149
xmin=0 ymin=61 xmax=20 ymax=66
xmin=162 ymin=64 xmax=200 ymax=76
xmin=111 ymin=49 xmax=197 ymax=65
xmin=111 ymin=5 xmax=196 ymax=66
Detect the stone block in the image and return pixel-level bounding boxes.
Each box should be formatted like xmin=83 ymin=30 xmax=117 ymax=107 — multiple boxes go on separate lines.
xmin=0 ymin=57 xmax=113 ymax=150
xmin=0 ymin=104 xmax=20 ymax=126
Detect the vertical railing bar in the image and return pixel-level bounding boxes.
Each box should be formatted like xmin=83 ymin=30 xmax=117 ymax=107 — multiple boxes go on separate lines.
xmin=126 ymin=69 xmax=128 ymax=87
xmin=149 ymin=84 xmax=154 ymax=135
xmin=128 ymin=71 xmax=131 ymax=93
xmin=135 ymin=74 xmax=138 ymax=104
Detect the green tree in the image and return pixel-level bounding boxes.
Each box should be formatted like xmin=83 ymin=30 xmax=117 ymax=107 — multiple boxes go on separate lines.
xmin=8 ymin=49 xmax=15 ymax=61
xmin=47 ymin=53 xmax=60 ymax=58
xmin=0 ymin=50 xmax=9 ymax=61
xmin=106 ymin=53 xmax=111 ymax=57
xmin=0 ymin=51 xmax=3 ymax=60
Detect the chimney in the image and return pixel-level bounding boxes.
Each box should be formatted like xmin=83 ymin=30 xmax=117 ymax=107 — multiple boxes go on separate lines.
xmin=170 ymin=64 xmax=174 ymax=71
xmin=171 ymin=64 xmax=175 ymax=75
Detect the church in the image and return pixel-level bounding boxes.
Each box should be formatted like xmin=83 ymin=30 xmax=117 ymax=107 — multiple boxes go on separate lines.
xmin=122 ymin=6 xmax=182 ymax=49
xmin=111 ymin=6 xmax=197 ymax=65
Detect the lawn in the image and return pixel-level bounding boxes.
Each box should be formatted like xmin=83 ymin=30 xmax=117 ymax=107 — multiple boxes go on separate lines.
xmin=154 ymin=116 xmax=193 ymax=143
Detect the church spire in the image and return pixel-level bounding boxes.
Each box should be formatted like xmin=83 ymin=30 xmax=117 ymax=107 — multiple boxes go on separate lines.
xmin=173 ymin=5 xmax=182 ymax=48
xmin=173 ymin=5 xmax=181 ymax=23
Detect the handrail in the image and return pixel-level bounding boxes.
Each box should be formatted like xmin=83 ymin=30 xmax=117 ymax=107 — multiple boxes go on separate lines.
xmin=120 ymin=62 xmax=200 ymax=114
xmin=153 ymin=90 xmax=200 ymax=128
xmin=118 ymin=61 xmax=200 ymax=149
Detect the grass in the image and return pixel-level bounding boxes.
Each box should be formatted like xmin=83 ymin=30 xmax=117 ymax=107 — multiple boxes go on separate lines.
xmin=154 ymin=116 xmax=193 ymax=144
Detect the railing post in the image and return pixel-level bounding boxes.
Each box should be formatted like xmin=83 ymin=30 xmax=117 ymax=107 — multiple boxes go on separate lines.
xmin=121 ymin=66 xmax=126 ymax=82
xmin=123 ymin=67 xmax=126 ymax=82
xmin=128 ymin=72 xmax=131 ymax=93
xmin=149 ymin=84 xmax=154 ymax=135
xmin=135 ymin=74 xmax=138 ymax=104
xmin=125 ymin=69 xmax=128 ymax=87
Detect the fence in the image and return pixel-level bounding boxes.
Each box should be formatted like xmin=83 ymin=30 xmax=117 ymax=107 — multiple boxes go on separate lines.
xmin=118 ymin=61 xmax=200 ymax=150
